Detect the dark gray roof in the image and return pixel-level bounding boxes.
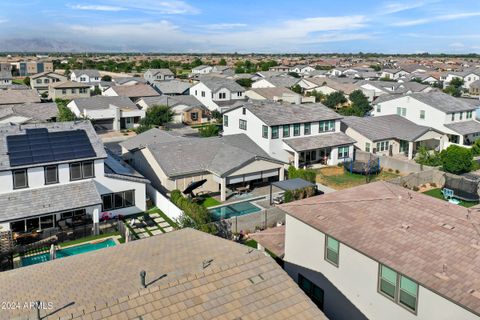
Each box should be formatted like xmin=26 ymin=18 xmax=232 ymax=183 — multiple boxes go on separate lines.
xmin=114 ymin=77 xmax=147 ymax=85
xmin=272 ymin=178 xmax=316 ymax=191
xmin=0 ymin=89 xmax=40 ymax=105
xmin=0 ymin=121 xmax=107 ymax=171
xmin=197 ymin=76 xmax=245 ymax=93
xmin=262 ymin=75 xmax=300 ymax=88
xmin=233 ymin=101 xmax=342 ymax=126
xmin=119 ymin=128 xmax=185 ymax=151
xmin=283 ymin=132 xmax=355 ymax=152
xmin=152 ymin=80 xmax=191 ymax=94
xmin=374 ymin=92 xmax=476 ymax=113
xmin=444 ymin=120 xmax=480 ymax=135
xmin=146 ymin=133 xmax=282 ymax=177
xmin=104 ymin=150 xmax=149 ymax=184
xmin=0 ymin=102 xmax=58 ymax=122
xmin=71 ymin=96 xmax=138 ymax=111
xmin=0 ymin=180 xmax=101 ymax=223
xmin=50 ymin=80 xmax=90 ymax=89
xmin=342 ymin=115 xmax=438 ymax=142
xmin=71 ymin=69 xmax=101 ymax=78
xmin=138 ymin=95 xmax=205 ymax=111
xmin=145 ymin=68 xmax=174 ymax=76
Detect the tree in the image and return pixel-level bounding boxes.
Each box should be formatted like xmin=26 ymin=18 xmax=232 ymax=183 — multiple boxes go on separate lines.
xmin=23 ymin=77 xmax=30 ymax=86
xmin=444 ymin=77 xmax=464 ymax=97
xmin=198 ymin=124 xmax=220 ymax=137
xmin=291 ymin=84 xmax=302 ymax=94
xmin=288 ymin=72 xmax=300 ymax=78
xmin=55 ymin=99 xmax=76 ymax=122
xmin=349 ymin=90 xmax=371 ymax=116
xmin=218 ymin=58 xmax=227 ymax=66
xmin=324 ymin=91 xmax=347 ymax=109
xmin=306 ymin=90 xmax=324 ymax=102
xmin=91 ymin=86 xmax=102 ymax=96
xmin=370 ymin=64 xmax=381 ymax=71
xmin=101 ymin=75 xmax=112 ymax=81
xmin=415 ymin=145 xmax=442 ymax=166
xmin=440 ymin=145 xmax=473 ymax=174
xmin=138 ymin=105 xmax=174 ymax=129
xmin=235 ymin=78 xmax=253 ymax=88
xmin=211 ymin=110 xmax=222 ymax=122
xmin=450 ymin=77 xmax=464 ymax=88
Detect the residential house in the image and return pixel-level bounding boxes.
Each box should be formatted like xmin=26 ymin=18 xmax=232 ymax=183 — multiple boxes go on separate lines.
xmin=246 ymin=87 xmax=315 ymax=104
xmin=11 ymin=61 xmax=53 ymax=76
xmin=48 ymin=81 xmax=90 ymax=100
xmin=70 ymin=69 xmax=101 ymax=83
xmin=222 ymin=101 xmax=355 ymax=168
xmin=0 ymin=228 xmax=326 ymax=320
xmin=380 ymin=68 xmax=410 ymax=80
xmin=469 ymin=80 xmax=480 ymax=96
xmin=269 ymin=65 xmax=290 ymax=72
xmin=0 ymin=71 xmax=12 ymax=85
xmin=282 ymin=181 xmax=480 ymax=320
xmin=212 ymin=65 xmax=235 ymax=76
xmin=136 ymin=95 xmax=208 ymax=125
xmin=103 ymin=84 xmax=160 ymax=101
xmin=120 ymin=129 xmax=285 ymax=201
xmin=359 ymin=80 xmax=434 ymax=102
xmin=30 ymin=71 xmax=67 ymax=93
xmin=67 ymin=96 xmax=145 ymax=131
xmin=341 ymin=115 xmax=446 ymax=159
xmin=0 ymin=89 xmax=41 ymax=105
xmin=372 ymin=92 xmax=480 ymax=145
xmin=190 ymin=76 xmax=246 ymax=112
xmin=112 ymin=77 xmax=147 ymax=86
xmin=442 ymin=68 xmax=480 ymax=89
xmin=143 ymin=68 xmax=175 ymax=83
xmin=290 ymin=65 xmax=316 ymax=75
xmin=0 ymin=121 xmax=147 ymax=236
xmin=298 ymin=77 xmax=359 ymax=96
xmin=151 ymin=79 xmax=191 ymax=95
xmin=191 ymin=65 xmax=213 ymax=74
xmin=252 ymin=75 xmax=300 ymax=89
xmin=0 ymin=102 xmax=58 ymax=124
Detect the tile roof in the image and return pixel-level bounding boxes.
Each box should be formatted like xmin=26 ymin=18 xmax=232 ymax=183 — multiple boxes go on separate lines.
xmin=306 ymin=77 xmax=359 ymax=94
xmin=138 ymin=95 xmax=203 ymax=109
xmin=49 ymin=81 xmax=91 ymax=89
xmin=234 ymin=101 xmax=342 ymax=126
xmin=113 ymin=76 xmax=147 ymax=85
xmin=145 ymin=68 xmax=174 ymax=76
xmin=152 ymin=80 xmax=191 ymax=94
xmin=444 ymin=120 xmax=480 ymax=135
xmin=261 ymin=75 xmax=300 ymax=88
xmin=0 ymin=121 xmax=107 ymax=171
xmin=342 ymin=115 xmax=438 ymax=142
xmin=0 ymin=180 xmax=101 ymax=223
xmin=71 ymin=96 xmax=138 ymax=111
xmin=283 ymin=132 xmax=356 ymax=152
xmin=197 ymin=76 xmax=245 ymax=93
xmin=250 ymin=225 xmax=286 ymax=258
xmin=0 ymin=102 xmax=58 ymax=122
xmin=71 ymin=69 xmax=101 ymax=78
xmin=109 ymin=84 xmax=160 ymax=98
xmin=248 ymin=87 xmax=298 ymax=100
xmin=0 ymin=89 xmax=41 ymax=105
xmin=281 ymin=181 xmax=480 ymax=317
xmin=0 ymin=228 xmax=326 ymax=320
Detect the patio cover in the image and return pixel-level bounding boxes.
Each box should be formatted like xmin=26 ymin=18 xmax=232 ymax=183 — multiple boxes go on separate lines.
xmin=283 ymin=132 xmax=355 ymax=152
xmin=272 ymin=178 xmax=316 ymax=191
xmin=0 ymin=180 xmax=102 ymax=223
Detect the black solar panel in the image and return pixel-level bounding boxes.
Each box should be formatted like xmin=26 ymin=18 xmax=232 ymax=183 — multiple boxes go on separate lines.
xmin=6 ymin=129 xmax=97 ymax=167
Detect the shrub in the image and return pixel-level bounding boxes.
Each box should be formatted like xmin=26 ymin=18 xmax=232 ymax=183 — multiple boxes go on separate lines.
xmin=287 ymin=165 xmax=316 ymax=183
xmin=170 ymin=189 xmax=216 ymax=234
xmin=395 ymin=169 xmax=400 ymax=174
xmin=471 ymin=139 xmax=480 ymax=156
xmin=284 ymin=190 xmax=293 ymax=203
xmin=198 ymin=124 xmax=220 ymax=137
xmin=388 ymin=168 xmax=393 ymax=172
xmin=431 ymin=182 xmax=437 ymax=187
xmin=440 ymin=145 xmax=473 ymax=174
xmin=415 ymin=145 xmax=442 ymax=167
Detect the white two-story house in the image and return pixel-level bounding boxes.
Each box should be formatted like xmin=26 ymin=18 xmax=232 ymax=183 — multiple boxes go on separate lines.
xmin=372 ymin=92 xmax=480 ymax=145
xmin=222 ymin=101 xmax=355 ymax=168
xmin=70 ymin=69 xmax=101 ymax=83
xmin=30 ymin=71 xmax=67 ymax=94
xmin=281 ymin=181 xmax=480 ymax=320
xmin=190 ymin=77 xmax=246 ymax=112
xmin=0 ymin=121 xmax=147 ymax=236
xmin=143 ymin=69 xmax=175 ymax=83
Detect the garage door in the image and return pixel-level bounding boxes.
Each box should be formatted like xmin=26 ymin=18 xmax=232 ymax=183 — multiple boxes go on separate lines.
xmin=93 ymin=119 xmax=114 ymax=131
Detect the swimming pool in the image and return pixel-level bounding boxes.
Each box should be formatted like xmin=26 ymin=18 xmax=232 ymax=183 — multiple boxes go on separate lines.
xmin=209 ymin=201 xmax=262 ymax=220
xmin=21 ymin=238 xmax=116 ymax=267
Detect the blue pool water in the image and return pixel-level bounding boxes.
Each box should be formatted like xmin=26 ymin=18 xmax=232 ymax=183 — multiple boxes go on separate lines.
xmin=209 ymin=201 xmax=262 ymax=220
xmin=21 ymin=238 xmax=116 ymax=267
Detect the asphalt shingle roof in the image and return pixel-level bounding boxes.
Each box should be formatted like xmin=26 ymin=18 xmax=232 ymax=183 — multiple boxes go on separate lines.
xmin=342 ymin=115 xmax=437 ymax=142
xmin=71 ymin=69 xmax=101 ymax=78
xmin=0 ymin=180 xmax=101 ymax=223
xmin=283 ymin=132 xmax=355 ymax=152
xmin=138 ymin=95 xmax=203 ymax=109
xmin=444 ymin=120 xmax=480 ymax=135
xmin=109 ymin=84 xmax=160 ymax=98
xmin=0 ymin=228 xmax=326 ymax=320
xmin=72 ymin=96 xmax=138 ymax=111
xmin=152 ymin=80 xmax=191 ymax=94
xmin=281 ymin=181 xmax=480 ymax=318
xmin=197 ymin=76 xmax=245 ymax=93
xmin=0 ymin=102 xmax=58 ymax=122
xmin=0 ymin=89 xmax=41 ymax=105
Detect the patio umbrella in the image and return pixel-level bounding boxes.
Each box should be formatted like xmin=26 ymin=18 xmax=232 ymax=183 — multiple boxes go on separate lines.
xmin=125 ymin=225 xmax=130 ymax=243
xmin=49 ymin=244 xmax=56 ymax=261
xmin=183 ymin=179 xmax=207 ymax=197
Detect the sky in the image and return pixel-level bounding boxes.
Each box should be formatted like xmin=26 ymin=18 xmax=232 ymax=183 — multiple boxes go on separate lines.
xmin=1 ymin=0 xmax=480 ymax=53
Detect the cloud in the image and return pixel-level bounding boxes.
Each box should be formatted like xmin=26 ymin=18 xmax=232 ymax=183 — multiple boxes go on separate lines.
xmin=68 ymin=4 xmax=126 ymax=11
xmin=0 ymin=19 xmax=7 ymax=24
xmin=201 ymin=23 xmax=248 ymax=30
xmin=393 ymin=11 xmax=480 ymax=26
xmin=106 ymin=0 xmax=200 ymax=14
xmin=450 ymin=42 xmax=465 ymax=48
xmin=381 ymin=1 xmax=433 ymax=14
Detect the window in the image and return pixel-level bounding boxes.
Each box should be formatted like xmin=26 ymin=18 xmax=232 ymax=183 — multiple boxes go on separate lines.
xmin=62 ymin=89 xmax=67 ymax=95
xmin=102 ymin=191 xmax=135 ymax=211
xmin=298 ymin=274 xmax=324 ymax=310
xmin=242 ymin=107 xmax=246 ymax=115
xmin=13 ymin=169 xmax=28 ymax=189
xmin=376 ymin=141 xmax=389 ymax=152
xmin=378 ymin=264 xmax=419 ymax=313
xmin=10 ymin=220 xmax=25 ymax=233
xmin=365 ymin=142 xmax=371 ymax=152
xmin=26 ymin=217 xmax=39 ymax=232
xmin=80 ymin=88 xmax=87 ymax=94
xmin=237 ymin=92 xmax=243 ymax=97
xmin=36 ymin=79 xmax=42 ymax=84
xmin=283 ymin=125 xmax=290 ymax=137
xmin=44 ymin=79 xmax=49 ymax=83
xmin=219 ymin=92 xmax=226 ymax=99
xmin=223 ymin=115 xmax=228 ymax=127
xmin=467 ymin=111 xmax=473 ymax=119
xmin=102 ymin=194 xmax=113 ymax=211
xmin=195 ymin=90 xmax=197 ymax=95
xmin=420 ymin=110 xmax=425 ymax=120
xmin=71 ymin=89 xmax=76 ymax=94
xmin=325 ymin=236 xmax=339 ymax=266
xmin=191 ymin=112 xmax=198 ymax=121
xmin=271 ymin=126 xmax=279 ymax=139
xmin=304 ymin=122 xmax=311 ymax=135
xmin=124 ymin=190 xmax=135 ymax=207
xmin=70 ymin=161 xmax=95 ymax=181
xmin=338 ymin=146 xmax=349 ymax=159
xmin=262 ymin=125 xmax=268 ymax=138
xmin=114 ymin=193 xmax=124 ymax=209
xmin=396 ymin=107 xmax=406 ymax=117
xmin=460 ymin=112 xmax=463 ymax=120
xmin=293 ymin=124 xmax=300 ymax=136
xmin=379 ymin=265 xmax=397 ymax=299
xmin=40 ymin=215 xmax=54 ymax=230
xmin=451 ymin=113 xmax=455 ymax=121
xmin=44 ymin=165 xmax=58 ymax=185
xmin=201 ymin=91 xmax=205 ymax=97
xmin=239 ymin=119 xmax=247 ymax=130
xmin=319 ymin=120 xmax=335 ymax=132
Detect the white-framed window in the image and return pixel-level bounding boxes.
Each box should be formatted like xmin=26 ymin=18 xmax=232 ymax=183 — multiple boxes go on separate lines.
xmin=378 ymin=264 xmax=419 ymax=314
xmin=271 ymin=126 xmax=279 ymax=139
xmin=304 ymin=122 xmax=311 ymax=135
xmin=319 ymin=120 xmax=335 ymax=132
xmin=223 ymin=115 xmax=228 ymax=127
xmin=283 ymin=125 xmax=290 ymax=137
xmin=460 ymin=112 xmax=463 ymax=120
xmin=338 ymin=146 xmax=349 ymax=159
xmin=365 ymin=142 xmax=371 ymax=152
xmin=324 ymin=236 xmax=339 ymax=266
xmin=219 ymin=92 xmax=226 ymax=99
xmin=376 ymin=105 xmax=381 ymax=113
xmin=396 ymin=107 xmax=406 ymax=117
xmin=420 ymin=110 xmax=425 ymax=120
xmin=376 ymin=141 xmax=389 ymax=152
xmin=201 ymin=91 xmax=205 ymax=97
xmin=467 ymin=111 xmax=473 ymax=119
xmin=293 ymin=124 xmax=300 ymax=136
xmin=237 ymin=92 xmax=243 ymax=97
xmin=239 ymin=119 xmax=247 ymax=130
xmin=262 ymin=125 xmax=268 ymax=138
xmin=451 ymin=113 xmax=455 ymax=121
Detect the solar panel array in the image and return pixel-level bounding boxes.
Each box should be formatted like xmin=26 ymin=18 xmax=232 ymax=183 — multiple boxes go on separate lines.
xmin=6 ymin=128 xmax=97 ymax=167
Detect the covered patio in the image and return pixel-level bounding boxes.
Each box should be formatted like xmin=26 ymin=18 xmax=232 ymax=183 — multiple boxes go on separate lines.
xmin=445 ymin=120 xmax=480 ymax=145
xmin=269 ymin=178 xmax=317 ymax=205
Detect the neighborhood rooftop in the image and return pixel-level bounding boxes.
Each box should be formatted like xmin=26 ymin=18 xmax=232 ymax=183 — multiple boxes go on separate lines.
xmin=71 ymin=95 xmax=138 ymax=110
xmin=281 ymin=181 xmax=480 ymax=317
xmin=0 ymin=228 xmax=326 ymax=320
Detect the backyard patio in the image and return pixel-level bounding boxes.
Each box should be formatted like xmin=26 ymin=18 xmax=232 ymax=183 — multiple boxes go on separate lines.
xmin=315 ymin=166 xmax=401 ymax=190
xmin=123 ymin=208 xmax=178 ymax=240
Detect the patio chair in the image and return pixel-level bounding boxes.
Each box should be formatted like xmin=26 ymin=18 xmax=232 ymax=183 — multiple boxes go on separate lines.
xmin=441 ymin=188 xmax=461 ymax=205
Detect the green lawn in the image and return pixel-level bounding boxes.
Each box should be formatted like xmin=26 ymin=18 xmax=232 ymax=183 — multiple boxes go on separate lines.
xmin=316 ymin=166 xmax=400 ymax=190
xmin=199 ymin=196 xmax=221 ymax=208
xmin=422 ymin=188 xmax=479 ymax=208
xmin=12 ymin=79 xmax=25 ymax=85
xmin=59 ymin=231 xmax=120 ymax=248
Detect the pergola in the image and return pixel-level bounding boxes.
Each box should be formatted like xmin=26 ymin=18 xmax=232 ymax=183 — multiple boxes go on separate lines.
xmin=269 ymin=178 xmax=317 ymax=205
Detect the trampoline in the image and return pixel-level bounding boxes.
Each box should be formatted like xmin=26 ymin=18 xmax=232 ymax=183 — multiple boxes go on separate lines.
xmin=444 ymin=173 xmax=480 ymax=202
xmin=344 ymin=157 xmax=381 ymax=175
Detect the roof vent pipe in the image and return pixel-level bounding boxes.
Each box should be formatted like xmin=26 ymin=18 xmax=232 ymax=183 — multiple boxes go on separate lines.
xmin=140 ymin=270 xmax=146 ymax=288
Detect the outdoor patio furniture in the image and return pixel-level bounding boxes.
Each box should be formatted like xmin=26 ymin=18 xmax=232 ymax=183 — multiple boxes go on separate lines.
xmin=442 ymin=188 xmax=461 ymax=205
xmin=236 ymin=185 xmax=250 ymax=194
xmin=273 ymin=195 xmax=284 ymax=205
xmin=143 ymin=214 xmax=157 ymax=227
